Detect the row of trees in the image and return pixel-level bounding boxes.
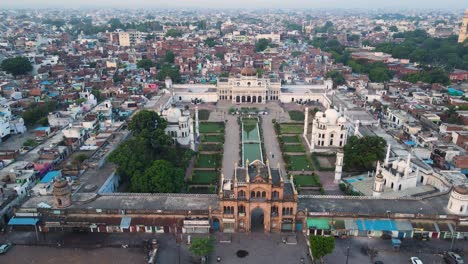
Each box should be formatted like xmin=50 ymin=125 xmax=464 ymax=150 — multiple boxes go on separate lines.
xmin=107 ymin=110 xmax=192 ymax=193
xmin=376 ymin=30 xmax=468 ymax=71
xmin=1 ymin=56 xmax=33 ymax=77
xmin=135 ymin=51 xmax=181 ymax=83
xmin=22 ymin=101 xmax=58 ymax=126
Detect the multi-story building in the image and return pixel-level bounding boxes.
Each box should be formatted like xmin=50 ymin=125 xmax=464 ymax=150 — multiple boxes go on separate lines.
xmin=458 ymin=10 xmax=468 ymax=43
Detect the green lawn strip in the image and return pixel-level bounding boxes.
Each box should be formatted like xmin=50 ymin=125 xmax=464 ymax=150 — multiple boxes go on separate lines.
xmin=284 ymin=154 xmax=313 ymax=171
xmin=190 ymin=170 xmax=219 ymax=184
xmin=283 ymin=144 xmax=305 ymax=153
xmin=280 ymin=135 xmax=301 ymax=143
xmin=200 ymin=143 xmax=222 ymax=152
xmin=199 ymin=122 xmax=224 ymax=133
xmin=198 ymin=109 xmax=211 ymax=121
xmin=279 ymin=124 xmax=303 ymax=134
xmin=293 ymin=174 xmax=321 ymax=187
xmin=201 ymin=134 xmax=224 ymax=143
xmin=196 ymin=154 xmax=222 ymax=168
xmin=288 ymin=110 xmax=305 ymax=121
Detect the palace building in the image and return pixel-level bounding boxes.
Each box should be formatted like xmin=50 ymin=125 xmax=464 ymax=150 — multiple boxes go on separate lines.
xmin=217 ymin=66 xmax=281 ymax=104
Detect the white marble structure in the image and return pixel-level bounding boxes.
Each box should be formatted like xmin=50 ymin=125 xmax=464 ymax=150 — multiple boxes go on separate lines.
xmin=308 ymin=108 xmax=347 ymax=152
xmin=161 ymin=105 xmax=196 ymax=150
xmin=447 ymin=185 xmax=468 ymax=216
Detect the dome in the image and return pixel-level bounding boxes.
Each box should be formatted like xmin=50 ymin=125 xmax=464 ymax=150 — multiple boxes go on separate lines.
xmin=324 ymin=108 xmax=339 ymax=124
xmin=52 ymin=179 xmax=71 ymax=196
xmin=163 ymin=106 xmax=182 ymax=123
xmin=337 ymin=116 xmax=346 ymax=124
xmin=454 ymin=185 xmax=468 ymax=195
xmin=375 ymin=170 xmax=384 ymax=180
xmin=241 ymin=66 xmax=257 ymax=76
xmin=397 ymin=160 xmax=407 ymax=173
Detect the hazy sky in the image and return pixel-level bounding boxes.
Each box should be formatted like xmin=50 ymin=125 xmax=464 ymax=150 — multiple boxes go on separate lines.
xmin=2 ymin=0 xmax=467 ymax=9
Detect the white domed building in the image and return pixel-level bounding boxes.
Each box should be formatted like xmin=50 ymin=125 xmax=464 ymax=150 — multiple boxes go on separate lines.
xmin=308 ymin=108 xmax=347 ymax=152
xmin=447 ymin=185 xmax=468 ymax=216
xmin=161 ymin=105 xmax=195 ymax=150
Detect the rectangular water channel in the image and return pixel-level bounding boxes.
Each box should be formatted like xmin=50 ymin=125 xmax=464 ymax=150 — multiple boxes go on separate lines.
xmin=241 ymin=117 xmax=263 ymax=165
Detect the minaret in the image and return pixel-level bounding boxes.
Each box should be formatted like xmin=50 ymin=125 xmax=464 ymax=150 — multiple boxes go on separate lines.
xmin=404 ymin=154 xmax=411 ymax=177
xmin=303 ymin=107 xmax=309 ymax=137
xmin=334 ymin=150 xmax=344 ymax=183
xmin=195 ymin=106 xmax=199 ymax=136
xmin=384 ymin=144 xmax=391 ymax=167
xmin=309 ymin=120 xmax=316 ymax=152
xmin=354 ymin=120 xmax=360 ymax=137
xmin=189 ymin=118 xmax=195 ymax=151
xmin=372 ymin=166 xmax=385 ymax=197
xmin=245 ymin=159 xmax=250 ymax=182
xmin=219 ymin=173 xmax=225 ymax=195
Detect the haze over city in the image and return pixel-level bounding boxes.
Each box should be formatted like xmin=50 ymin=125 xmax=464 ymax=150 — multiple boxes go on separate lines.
xmin=0 ymin=2 xmax=467 ymax=264
xmin=2 ymin=0 xmax=467 ymax=9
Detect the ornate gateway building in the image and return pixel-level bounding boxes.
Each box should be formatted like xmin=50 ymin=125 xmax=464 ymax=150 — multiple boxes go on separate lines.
xmin=213 ymin=160 xmax=301 ymax=233
xmin=217 ymin=66 xmax=281 ymax=104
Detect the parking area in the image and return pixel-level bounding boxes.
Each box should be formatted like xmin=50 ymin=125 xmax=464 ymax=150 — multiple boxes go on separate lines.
xmin=324 ymin=236 xmax=465 ymax=264
xmin=209 ymin=233 xmax=311 ymax=264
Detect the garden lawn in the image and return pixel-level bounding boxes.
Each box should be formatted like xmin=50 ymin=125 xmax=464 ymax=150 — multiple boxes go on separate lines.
xmin=283 ymin=144 xmax=305 ymax=153
xmin=281 ymin=136 xmax=301 ymax=143
xmin=191 ymin=171 xmax=219 ymax=185
xmin=199 ymin=122 xmax=224 ymax=133
xmin=198 ymin=109 xmax=211 ymax=121
xmin=288 ymin=110 xmax=305 ymax=121
xmin=279 ymin=124 xmax=303 ymax=134
xmin=196 ymin=154 xmax=221 ymax=168
xmin=202 ymin=134 xmax=224 ymax=143
xmin=200 ymin=143 xmax=222 ymax=152
xmin=293 ymin=174 xmax=321 ymax=187
xmin=286 ymin=155 xmax=312 ymax=171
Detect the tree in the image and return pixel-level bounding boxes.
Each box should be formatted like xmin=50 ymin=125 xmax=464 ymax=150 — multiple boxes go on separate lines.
xmin=326 ymin=71 xmax=345 ymax=87
xmin=132 ymin=160 xmax=185 ymax=193
xmin=369 ymin=67 xmax=391 ymax=83
xmin=165 ymin=29 xmax=183 ymax=38
xmin=309 ymin=236 xmax=335 ymax=262
xmin=157 ymin=64 xmax=181 ymax=83
xmin=291 ymin=51 xmax=302 ymax=57
xmin=344 ymin=136 xmax=386 ymax=172
xmin=1 ymin=56 xmax=33 ymax=77
xmin=374 ymin=26 xmax=383 ymax=32
xmin=190 ymin=237 xmax=214 ymax=259
xmin=389 ymin=26 xmax=398 ymax=32
xmin=164 ymin=51 xmax=175 ymax=64
xmin=137 ymin=58 xmax=155 ymax=71
xmin=204 ymin=37 xmax=217 ymax=47
xmin=255 ymin=38 xmax=270 ymax=52
xmin=215 ymin=52 xmax=225 ymax=60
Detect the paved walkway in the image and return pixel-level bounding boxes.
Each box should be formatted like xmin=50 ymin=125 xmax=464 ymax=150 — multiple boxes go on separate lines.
xmin=222 ymin=114 xmax=240 ymax=180
xmin=261 ymin=113 xmax=286 ymax=176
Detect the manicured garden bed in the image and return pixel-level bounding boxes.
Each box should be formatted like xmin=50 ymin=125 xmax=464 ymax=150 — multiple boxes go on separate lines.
xmin=279 ymin=124 xmax=303 ymax=134
xmin=198 ymin=109 xmax=211 ymax=121
xmin=202 ymin=134 xmax=224 ymax=143
xmin=283 ymin=144 xmax=305 ymax=153
xmin=281 ymin=135 xmax=301 ymax=143
xmin=196 ymin=154 xmax=221 ymax=168
xmin=190 ymin=170 xmax=219 ymax=185
xmin=199 ymin=122 xmax=224 ymax=133
xmin=200 ymin=143 xmax=222 ymax=152
xmin=293 ymin=174 xmax=321 ymax=187
xmin=284 ymin=154 xmax=312 ymax=171
xmin=288 ymin=110 xmax=305 ymax=121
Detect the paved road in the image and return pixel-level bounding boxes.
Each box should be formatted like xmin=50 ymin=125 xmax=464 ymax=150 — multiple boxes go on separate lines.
xmin=261 ymin=113 xmax=286 ymax=176
xmin=210 ymin=233 xmax=311 ymax=264
xmin=221 ymin=114 xmax=240 ymax=180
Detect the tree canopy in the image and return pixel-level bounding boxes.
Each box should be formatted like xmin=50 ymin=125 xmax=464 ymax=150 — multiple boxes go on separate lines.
xmin=1 ymin=56 xmax=33 ymax=77
xmin=190 ymin=237 xmax=214 ymax=257
xmin=255 ymin=38 xmax=271 ymax=52
xmin=309 ymin=236 xmax=335 ymax=261
xmin=107 ymin=110 xmax=192 ymax=192
xmin=165 ymin=29 xmax=183 ymax=38
xmin=157 ymin=64 xmax=181 ymax=83
xmin=401 ymin=67 xmax=450 ymax=85
xmin=326 ymin=70 xmax=346 ymax=87
xmin=344 ymin=136 xmax=386 ymax=172
xmin=136 ymin=58 xmax=155 ymax=71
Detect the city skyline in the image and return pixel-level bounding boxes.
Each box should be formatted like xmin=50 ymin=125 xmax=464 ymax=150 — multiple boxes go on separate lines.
xmin=2 ymin=0 xmax=467 ymax=9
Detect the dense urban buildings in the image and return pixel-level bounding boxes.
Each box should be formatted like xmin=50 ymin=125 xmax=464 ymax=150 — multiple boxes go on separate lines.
xmin=0 ymin=5 xmax=467 ymax=264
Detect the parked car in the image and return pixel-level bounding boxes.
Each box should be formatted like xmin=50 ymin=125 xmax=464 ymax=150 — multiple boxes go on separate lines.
xmin=411 ymin=257 xmax=423 ymax=264
xmin=445 ymin=252 xmax=464 ymax=264
xmin=0 ymin=243 xmax=13 ymax=254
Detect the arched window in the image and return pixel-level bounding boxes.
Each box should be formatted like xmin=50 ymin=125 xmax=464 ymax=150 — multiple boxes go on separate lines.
xmin=57 ymin=198 xmax=62 ymax=206
xmin=251 ymin=191 xmax=255 ymax=198
xmin=238 ymin=190 xmax=245 ymax=198
xmin=391 ymin=182 xmax=394 ymax=189
xmin=460 ymin=206 xmax=464 ymax=212
xmin=262 ymin=191 xmax=266 ymax=198
xmin=272 ymin=191 xmax=279 ymax=199
xmin=420 ymin=176 xmax=424 ymax=183
xmin=238 ymin=205 xmax=245 ymax=214
xmin=398 ymin=184 xmax=402 ymax=191
xmin=256 ymin=191 xmax=261 ymax=198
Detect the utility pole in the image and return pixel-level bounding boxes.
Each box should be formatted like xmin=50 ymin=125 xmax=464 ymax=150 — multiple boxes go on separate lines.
xmin=345 ymin=246 xmax=350 ymax=264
